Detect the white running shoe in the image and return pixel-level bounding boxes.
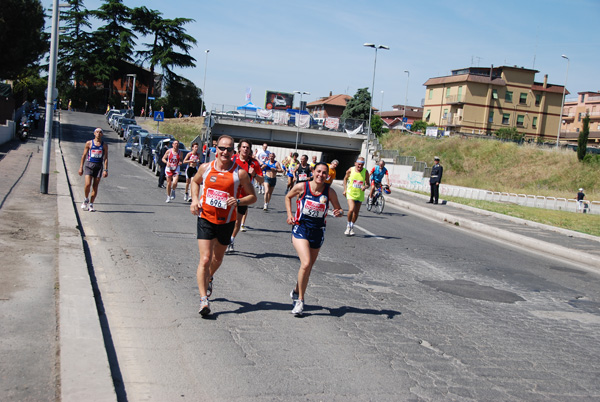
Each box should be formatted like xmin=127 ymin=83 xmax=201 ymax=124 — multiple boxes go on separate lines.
xmin=184 ymin=194 xmax=189 ymax=202
xmin=198 ymin=298 xmax=211 ymax=317
xmin=171 ymin=189 xmax=176 ymax=199
xmin=263 ymin=203 xmax=268 ymax=211
xmin=166 ymin=196 xmax=171 ymax=203
xmin=291 ymin=300 xmax=304 ymax=316
xmin=88 ymin=203 xmax=95 ymax=212
xmin=81 ymin=199 xmax=89 ymax=210
xmin=226 ymin=242 xmax=234 ymax=253
xmin=344 ymin=227 xmax=351 ymax=236
xmin=240 ymin=225 xmax=247 ymax=232
xmin=349 ymin=228 xmax=355 ymax=236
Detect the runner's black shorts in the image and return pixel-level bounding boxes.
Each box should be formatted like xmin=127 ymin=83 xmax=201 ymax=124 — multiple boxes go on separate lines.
xmin=186 ymin=166 xmax=197 ymax=179
xmin=84 ymin=161 xmax=103 ymax=178
xmin=197 ymin=217 xmax=235 ymax=245
xmin=237 ymin=205 xmax=248 ymax=215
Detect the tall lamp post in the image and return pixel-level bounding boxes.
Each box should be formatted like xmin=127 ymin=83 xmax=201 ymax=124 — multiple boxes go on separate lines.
xmin=293 ymin=90 xmax=310 ymax=151
xmin=556 ymin=54 xmax=569 ymax=147
xmin=126 ymin=73 xmax=136 ymax=112
xmin=403 ymin=70 xmax=410 ymax=130
xmin=41 ymin=0 xmax=61 ymax=194
xmin=380 ymin=91 xmax=384 ymax=113
xmin=201 ymin=49 xmax=209 ymax=116
xmin=364 ymin=43 xmax=389 ymax=168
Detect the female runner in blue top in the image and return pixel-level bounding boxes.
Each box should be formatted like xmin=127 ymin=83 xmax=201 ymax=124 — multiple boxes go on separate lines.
xmin=285 ymin=162 xmax=343 ymax=316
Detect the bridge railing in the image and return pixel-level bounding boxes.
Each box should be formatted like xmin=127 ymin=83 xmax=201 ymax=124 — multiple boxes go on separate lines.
xmin=210 ymin=104 xmax=367 ymax=135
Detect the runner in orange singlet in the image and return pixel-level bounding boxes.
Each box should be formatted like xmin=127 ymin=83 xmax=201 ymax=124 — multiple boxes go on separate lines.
xmin=190 ymin=135 xmax=256 ymax=317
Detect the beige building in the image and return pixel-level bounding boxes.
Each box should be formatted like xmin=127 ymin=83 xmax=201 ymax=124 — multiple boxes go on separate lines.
xmin=422 ymin=66 xmax=567 ymax=141
xmin=561 ymin=92 xmax=600 ymax=145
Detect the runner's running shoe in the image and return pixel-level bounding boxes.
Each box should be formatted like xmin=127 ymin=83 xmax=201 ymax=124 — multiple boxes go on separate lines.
xmin=291 ymin=300 xmax=304 ymax=316
xmin=226 ymin=242 xmax=234 ymax=253
xmin=290 ymin=289 xmax=299 ymax=303
xmin=171 ymin=189 xmax=176 ymax=199
xmin=349 ymin=228 xmax=355 ymax=236
xmin=344 ymin=227 xmax=351 ymax=236
xmin=88 ymin=203 xmax=95 ymax=212
xmin=166 ymin=196 xmax=171 ymax=203
xmin=198 ymin=298 xmax=211 ymax=317
xmin=240 ymin=225 xmax=247 ymax=232
xmin=81 ymin=198 xmax=89 ymax=210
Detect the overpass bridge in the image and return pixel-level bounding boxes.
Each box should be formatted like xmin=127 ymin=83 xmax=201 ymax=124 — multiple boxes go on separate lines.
xmin=208 ymin=115 xmax=368 ymax=166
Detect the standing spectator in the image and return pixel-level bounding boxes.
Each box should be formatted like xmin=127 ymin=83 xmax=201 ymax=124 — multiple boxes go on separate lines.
xmin=577 ymin=188 xmax=587 ymax=213
xmin=428 ymin=156 xmax=443 ymax=205
xmin=157 ymin=139 xmax=170 ymax=188
xmin=141 ymin=107 xmax=145 ymax=118
xmin=324 ymin=159 xmax=338 ymax=184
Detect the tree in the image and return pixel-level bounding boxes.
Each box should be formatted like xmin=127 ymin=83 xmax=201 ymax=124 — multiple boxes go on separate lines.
xmin=371 ymin=114 xmax=388 ymax=138
xmin=341 ymin=88 xmax=371 ymax=121
xmin=411 ymin=120 xmax=429 ymax=133
xmin=161 ymin=76 xmax=203 ymax=117
xmin=494 ymin=127 xmax=524 ymax=142
xmin=578 ymin=115 xmax=590 ymax=161
xmin=132 ymin=7 xmax=197 ymax=97
xmin=57 ymin=0 xmax=92 ymax=108
xmin=0 ymin=0 xmax=47 ymax=80
xmin=91 ymin=0 xmax=136 ymax=100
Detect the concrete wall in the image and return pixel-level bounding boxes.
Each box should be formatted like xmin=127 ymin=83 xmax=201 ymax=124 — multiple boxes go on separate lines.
xmin=0 ymin=120 xmax=15 ymax=145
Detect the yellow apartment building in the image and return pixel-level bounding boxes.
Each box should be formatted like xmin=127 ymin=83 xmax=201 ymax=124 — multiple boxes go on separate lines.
xmin=561 ymin=92 xmax=600 ymax=145
xmin=422 ymin=66 xmax=567 ymax=141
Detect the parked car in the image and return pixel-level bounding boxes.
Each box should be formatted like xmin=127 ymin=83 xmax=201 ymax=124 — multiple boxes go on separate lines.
xmin=118 ymin=119 xmax=137 ymax=137
xmin=124 ymin=129 xmax=148 ymax=157
xmin=141 ymin=134 xmax=177 ymax=167
xmin=124 ymin=124 xmax=142 ymax=141
xmin=111 ymin=115 xmax=125 ymax=131
xmin=130 ymin=132 xmax=149 ymax=161
xmin=106 ymin=108 xmax=133 ymax=122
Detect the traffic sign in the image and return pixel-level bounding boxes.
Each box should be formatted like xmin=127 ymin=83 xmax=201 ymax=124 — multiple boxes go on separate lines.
xmin=402 ymin=117 xmax=408 ymax=123
xmin=154 ymin=111 xmax=164 ymax=122
xmin=406 ymin=124 xmax=412 ymax=130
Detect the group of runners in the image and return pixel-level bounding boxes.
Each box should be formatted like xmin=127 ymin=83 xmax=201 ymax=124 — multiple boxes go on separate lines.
xmin=77 ymin=128 xmax=389 ymax=317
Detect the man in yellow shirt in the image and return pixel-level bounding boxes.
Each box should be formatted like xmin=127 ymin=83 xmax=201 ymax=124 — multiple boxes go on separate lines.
xmin=342 ymin=157 xmax=370 ymax=236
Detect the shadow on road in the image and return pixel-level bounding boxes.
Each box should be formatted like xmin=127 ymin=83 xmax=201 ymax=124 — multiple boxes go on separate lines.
xmin=206 ymin=299 xmax=401 ymax=320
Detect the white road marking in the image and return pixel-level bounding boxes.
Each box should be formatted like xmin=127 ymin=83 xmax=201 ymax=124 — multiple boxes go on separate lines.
xmin=354 ymin=224 xmax=385 ymax=240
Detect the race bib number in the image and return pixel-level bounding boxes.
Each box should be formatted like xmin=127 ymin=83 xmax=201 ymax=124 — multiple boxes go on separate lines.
xmin=90 ymin=149 xmax=102 ymax=159
xmin=352 ymin=180 xmax=364 ymax=189
xmin=302 ymin=199 xmax=326 ymax=218
xmin=206 ymin=188 xmax=229 ymax=209
xmin=299 ymin=173 xmax=308 ymax=181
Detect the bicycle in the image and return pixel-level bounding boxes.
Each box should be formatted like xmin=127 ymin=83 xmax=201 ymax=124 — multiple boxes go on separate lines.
xmin=367 ymin=184 xmax=389 ymax=214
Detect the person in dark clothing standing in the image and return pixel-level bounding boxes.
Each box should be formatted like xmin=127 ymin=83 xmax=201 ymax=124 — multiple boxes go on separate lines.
xmin=157 ymin=139 xmax=170 ymax=188
xmin=428 ymin=156 xmax=443 ymax=204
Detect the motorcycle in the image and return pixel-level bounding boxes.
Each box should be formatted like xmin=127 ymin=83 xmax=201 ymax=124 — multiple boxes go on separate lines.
xmin=18 ymin=118 xmax=31 ymax=142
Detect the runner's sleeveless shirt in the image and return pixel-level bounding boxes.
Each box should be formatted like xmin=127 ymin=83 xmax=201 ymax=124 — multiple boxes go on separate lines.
xmin=87 ymin=141 xmax=104 ymax=163
xmin=200 ymin=161 xmax=241 ymax=224
xmin=345 ymin=167 xmax=367 ymax=202
xmin=294 ymin=181 xmax=330 ymax=229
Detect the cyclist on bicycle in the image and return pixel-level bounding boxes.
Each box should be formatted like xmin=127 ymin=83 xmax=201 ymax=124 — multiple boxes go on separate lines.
xmin=368 ymin=160 xmax=390 ymax=205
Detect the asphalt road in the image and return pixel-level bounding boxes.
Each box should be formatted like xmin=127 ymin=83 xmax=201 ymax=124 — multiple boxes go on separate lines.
xmin=60 ymin=111 xmax=600 ymax=401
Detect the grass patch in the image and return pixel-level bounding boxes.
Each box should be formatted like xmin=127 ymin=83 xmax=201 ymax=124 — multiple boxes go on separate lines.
xmin=139 ymin=117 xmax=206 ymax=147
xmin=381 ymin=132 xmax=599 ymax=200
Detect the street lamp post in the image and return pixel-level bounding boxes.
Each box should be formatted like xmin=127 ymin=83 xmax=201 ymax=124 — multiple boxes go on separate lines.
xmin=293 ymin=90 xmax=310 ymax=152
xmin=126 ymin=73 xmax=136 ymax=112
xmin=201 ymin=49 xmax=209 ymax=116
xmin=556 ymin=54 xmax=569 ymax=147
xmin=380 ymin=91 xmax=384 ymax=113
xmin=403 ymin=70 xmax=410 ymax=130
xmin=364 ymin=43 xmax=389 ymax=169
xmin=41 ymin=0 xmax=61 ymax=194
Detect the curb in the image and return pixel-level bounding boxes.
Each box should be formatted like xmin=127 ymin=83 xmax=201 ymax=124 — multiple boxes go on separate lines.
xmin=54 ymin=124 xmax=117 ymax=401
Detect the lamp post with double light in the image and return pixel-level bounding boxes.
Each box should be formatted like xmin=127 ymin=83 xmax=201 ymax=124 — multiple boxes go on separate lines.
xmin=293 ymin=90 xmax=309 ymax=151
xmin=556 ymin=54 xmax=569 ymax=147
xmin=364 ymin=43 xmax=389 ymax=168
xmin=126 ymin=73 xmax=136 ymax=111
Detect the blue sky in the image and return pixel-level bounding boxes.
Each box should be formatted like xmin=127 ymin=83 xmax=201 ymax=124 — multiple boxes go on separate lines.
xmin=45 ymin=0 xmax=600 ymax=111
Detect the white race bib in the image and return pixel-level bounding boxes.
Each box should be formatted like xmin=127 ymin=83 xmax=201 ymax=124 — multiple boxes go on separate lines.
xmin=90 ymin=149 xmax=102 ymax=159
xmin=352 ymin=180 xmax=364 ymax=189
xmin=302 ymin=199 xmax=326 ymax=218
xmin=206 ymin=188 xmax=229 ymax=209
xmin=299 ymin=173 xmax=308 ymax=181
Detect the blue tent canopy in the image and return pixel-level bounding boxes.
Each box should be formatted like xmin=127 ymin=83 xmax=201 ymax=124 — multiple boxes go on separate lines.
xmin=237 ymin=102 xmax=260 ymax=111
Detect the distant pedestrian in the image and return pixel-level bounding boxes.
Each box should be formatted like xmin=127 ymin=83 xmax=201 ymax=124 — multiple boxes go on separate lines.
xmin=428 ymin=156 xmax=443 ymax=205
xmin=141 ymin=107 xmax=145 ymax=117
xmin=68 ymin=99 xmax=72 ymax=111
xmin=577 ymin=188 xmax=588 ymax=213
xmin=78 ymin=128 xmax=108 ymax=212
xmin=157 ymin=139 xmax=170 ymax=188
xmin=324 ymin=159 xmax=338 ymax=184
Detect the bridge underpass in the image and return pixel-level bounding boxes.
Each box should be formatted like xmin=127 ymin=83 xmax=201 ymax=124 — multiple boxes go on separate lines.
xmin=208 ymin=118 xmax=368 ymax=167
